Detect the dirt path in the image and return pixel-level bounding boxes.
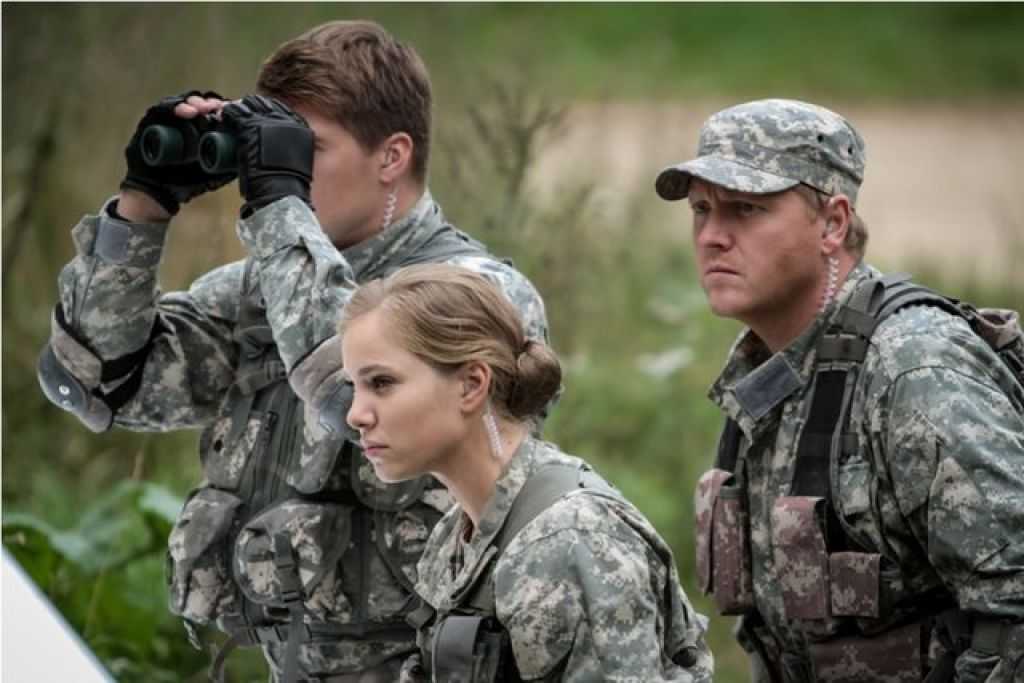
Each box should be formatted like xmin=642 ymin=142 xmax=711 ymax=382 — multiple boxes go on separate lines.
xmin=532 ymin=101 xmax=1024 ymax=288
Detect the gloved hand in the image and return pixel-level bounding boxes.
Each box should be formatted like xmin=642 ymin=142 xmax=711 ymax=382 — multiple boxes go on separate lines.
xmin=121 ymin=90 xmax=237 ymax=216
xmin=220 ymin=95 xmax=314 ymax=217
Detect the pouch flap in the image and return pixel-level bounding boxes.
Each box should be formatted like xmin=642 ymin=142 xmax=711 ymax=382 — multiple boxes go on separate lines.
xmin=694 ymin=468 xmax=735 ymax=594
xmin=772 ymin=495 xmax=830 ymax=619
xmin=713 ymin=487 xmax=754 ymax=615
xmin=829 ymin=552 xmax=881 ymax=618
xmin=233 ymin=501 xmax=352 ymax=606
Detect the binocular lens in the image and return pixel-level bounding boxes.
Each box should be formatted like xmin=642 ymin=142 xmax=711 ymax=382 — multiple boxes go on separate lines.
xmin=141 ymin=125 xmax=184 ymax=166
xmin=199 ymin=132 xmax=236 ymax=175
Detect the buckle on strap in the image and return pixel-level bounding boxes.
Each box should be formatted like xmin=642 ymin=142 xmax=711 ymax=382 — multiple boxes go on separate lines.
xmin=273 ymin=533 xmax=304 ymax=604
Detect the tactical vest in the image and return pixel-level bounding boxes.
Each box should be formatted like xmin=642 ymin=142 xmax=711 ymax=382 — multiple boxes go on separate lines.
xmin=165 ymin=222 xmax=492 ymax=682
xmin=694 ymin=274 xmax=1024 ymax=683
xmin=407 ymin=461 xmax=628 ymax=683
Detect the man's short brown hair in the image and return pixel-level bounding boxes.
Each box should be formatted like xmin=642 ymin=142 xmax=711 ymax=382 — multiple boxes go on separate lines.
xmin=257 ymin=20 xmax=432 ymax=181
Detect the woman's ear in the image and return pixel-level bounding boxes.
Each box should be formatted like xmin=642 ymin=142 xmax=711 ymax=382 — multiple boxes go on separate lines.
xmin=379 ymin=132 xmax=414 ymax=185
xmin=456 ymin=361 xmax=492 ymax=414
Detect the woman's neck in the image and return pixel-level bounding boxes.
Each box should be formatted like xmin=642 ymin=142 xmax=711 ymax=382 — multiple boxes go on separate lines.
xmin=433 ymin=419 xmax=529 ymax=528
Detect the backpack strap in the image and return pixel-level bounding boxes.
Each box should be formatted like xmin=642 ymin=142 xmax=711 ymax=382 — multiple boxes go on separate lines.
xmin=463 ymin=462 xmax=593 ymax=614
xmin=792 ymin=274 xmax=963 ymax=535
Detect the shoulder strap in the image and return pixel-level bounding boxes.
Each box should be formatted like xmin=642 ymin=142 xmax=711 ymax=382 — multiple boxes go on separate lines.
xmin=463 ymin=462 xmax=606 ymax=614
xmin=791 ymin=274 xmax=963 ymax=541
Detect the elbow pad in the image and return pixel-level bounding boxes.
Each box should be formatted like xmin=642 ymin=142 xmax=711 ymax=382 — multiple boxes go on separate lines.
xmin=289 ymin=335 xmax=359 ymax=441
xmin=37 ymin=304 xmax=159 ymax=433
xmin=37 ymin=343 xmax=113 ymax=433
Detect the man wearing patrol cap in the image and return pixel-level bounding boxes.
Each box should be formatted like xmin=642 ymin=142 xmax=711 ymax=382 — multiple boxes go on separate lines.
xmin=658 ymin=99 xmax=1024 ymax=682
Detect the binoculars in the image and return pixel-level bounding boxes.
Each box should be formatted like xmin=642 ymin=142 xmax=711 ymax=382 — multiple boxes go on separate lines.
xmin=141 ymin=120 xmax=236 ymax=174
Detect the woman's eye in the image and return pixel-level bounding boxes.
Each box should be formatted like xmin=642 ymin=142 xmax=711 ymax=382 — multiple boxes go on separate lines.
xmin=370 ymin=376 xmax=394 ymax=392
xmin=736 ymin=202 xmax=759 ymax=216
xmin=690 ymin=201 xmax=710 ymax=215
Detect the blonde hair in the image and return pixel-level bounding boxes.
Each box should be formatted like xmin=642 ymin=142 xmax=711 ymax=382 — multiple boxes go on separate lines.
xmin=339 ymin=264 xmax=560 ymax=421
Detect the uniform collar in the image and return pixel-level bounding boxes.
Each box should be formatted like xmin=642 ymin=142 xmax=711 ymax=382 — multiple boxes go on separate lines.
xmin=457 ymin=437 xmax=541 ymax=576
xmin=417 ymin=437 xmax=543 ymax=610
xmin=341 ymin=189 xmax=442 ymax=282
xmin=709 ymin=261 xmax=877 ymax=441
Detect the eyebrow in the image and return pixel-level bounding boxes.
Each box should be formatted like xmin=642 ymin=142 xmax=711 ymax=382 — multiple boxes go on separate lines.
xmin=355 ymin=364 xmax=391 ymax=379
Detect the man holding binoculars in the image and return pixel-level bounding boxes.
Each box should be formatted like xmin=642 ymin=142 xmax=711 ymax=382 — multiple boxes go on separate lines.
xmin=38 ymin=19 xmax=549 ymax=682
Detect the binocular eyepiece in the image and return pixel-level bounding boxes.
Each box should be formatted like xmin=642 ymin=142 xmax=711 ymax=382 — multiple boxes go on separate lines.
xmin=141 ymin=121 xmax=236 ymax=175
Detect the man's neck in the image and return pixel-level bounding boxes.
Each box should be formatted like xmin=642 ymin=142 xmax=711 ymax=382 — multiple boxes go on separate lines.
xmin=750 ymin=254 xmax=856 ymax=353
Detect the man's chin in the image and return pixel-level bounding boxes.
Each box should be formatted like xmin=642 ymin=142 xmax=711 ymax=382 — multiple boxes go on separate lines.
xmin=706 ymin=293 xmax=748 ymax=321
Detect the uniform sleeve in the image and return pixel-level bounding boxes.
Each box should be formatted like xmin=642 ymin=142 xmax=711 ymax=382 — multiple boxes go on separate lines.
xmin=44 ymin=200 xmax=240 ymax=431
xmin=876 ymin=335 xmax=1024 ymax=681
xmin=234 ymin=197 xmax=357 ymax=435
xmin=495 ymin=524 xmax=712 ymax=682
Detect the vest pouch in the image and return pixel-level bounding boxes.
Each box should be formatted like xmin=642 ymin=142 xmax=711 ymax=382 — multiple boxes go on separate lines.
xmin=232 ymin=500 xmax=354 ymax=622
xmin=694 ymin=468 xmax=734 ymax=595
xmin=772 ymin=496 xmax=830 ymax=620
xmin=352 ymin=449 xmax=428 ymax=512
xmin=712 ymin=484 xmax=754 ymax=615
xmin=808 ymin=619 xmax=922 ymax=682
xmin=166 ymin=487 xmax=242 ymax=623
xmin=377 ymin=486 xmax=453 ymax=591
xmin=829 ymin=552 xmax=881 ymax=618
xmin=200 ymin=408 xmax=275 ymax=490
xmin=287 ymin=404 xmax=346 ymax=494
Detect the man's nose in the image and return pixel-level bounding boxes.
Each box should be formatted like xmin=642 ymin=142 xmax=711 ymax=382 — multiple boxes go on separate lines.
xmin=695 ymin=214 xmax=731 ymax=250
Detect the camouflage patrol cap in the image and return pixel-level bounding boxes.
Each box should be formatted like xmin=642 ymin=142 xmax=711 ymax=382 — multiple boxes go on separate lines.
xmin=655 ymin=99 xmax=866 ymax=204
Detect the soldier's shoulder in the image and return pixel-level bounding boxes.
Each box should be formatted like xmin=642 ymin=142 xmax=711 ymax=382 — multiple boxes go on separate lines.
xmin=504 ymin=474 xmax=653 ymax=565
xmin=867 ymin=302 xmax=986 ymax=379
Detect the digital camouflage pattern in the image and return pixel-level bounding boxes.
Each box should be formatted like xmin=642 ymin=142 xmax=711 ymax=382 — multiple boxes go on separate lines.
xmin=409 ymin=438 xmax=714 ymax=682
xmin=707 ymin=262 xmax=1024 ymax=681
xmin=655 ymin=98 xmax=866 ymax=204
xmin=45 ymin=190 xmax=549 ymax=679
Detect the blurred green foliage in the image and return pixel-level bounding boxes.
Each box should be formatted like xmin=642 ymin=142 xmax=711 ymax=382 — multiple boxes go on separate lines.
xmin=4 ymin=4 xmax=1023 ymax=682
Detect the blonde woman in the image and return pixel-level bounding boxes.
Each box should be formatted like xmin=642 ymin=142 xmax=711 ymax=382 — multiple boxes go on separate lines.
xmin=339 ymin=263 xmax=712 ymax=682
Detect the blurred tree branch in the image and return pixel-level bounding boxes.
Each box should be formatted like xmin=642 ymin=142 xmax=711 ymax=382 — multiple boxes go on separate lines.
xmin=3 ymin=102 xmax=61 ymax=292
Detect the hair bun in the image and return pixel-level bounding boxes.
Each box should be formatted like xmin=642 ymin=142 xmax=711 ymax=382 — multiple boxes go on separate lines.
xmin=507 ymin=339 xmax=561 ymax=420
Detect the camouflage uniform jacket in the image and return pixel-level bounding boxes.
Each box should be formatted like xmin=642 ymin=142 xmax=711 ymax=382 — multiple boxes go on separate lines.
xmin=43 ymin=191 xmax=549 ymax=675
xmin=708 ymin=262 xmax=1024 ymax=682
xmin=409 ymin=437 xmax=714 ymax=682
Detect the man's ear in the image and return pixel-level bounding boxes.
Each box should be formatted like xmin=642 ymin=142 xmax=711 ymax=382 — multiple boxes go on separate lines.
xmin=379 ymin=132 xmax=414 ymax=185
xmin=822 ymin=194 xmax=852 ymax=256
xmin=456 ymin=360 xmax=492 ymax=414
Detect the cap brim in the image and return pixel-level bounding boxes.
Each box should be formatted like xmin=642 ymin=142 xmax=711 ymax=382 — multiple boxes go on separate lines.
xmin=655 ymin=155 xmax=800 ymax=201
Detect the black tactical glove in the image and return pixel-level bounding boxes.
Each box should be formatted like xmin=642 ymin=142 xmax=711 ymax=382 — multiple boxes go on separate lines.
xmin=121 ymin=90 xmax=237 ymax=216
xmin=220 ymin=95 xmax=314 ymax=217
